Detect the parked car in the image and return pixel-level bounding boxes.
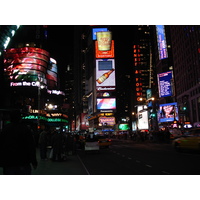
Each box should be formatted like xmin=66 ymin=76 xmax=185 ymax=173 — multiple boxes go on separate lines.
xmin=173 ymin=128 xmax=200 ymax=152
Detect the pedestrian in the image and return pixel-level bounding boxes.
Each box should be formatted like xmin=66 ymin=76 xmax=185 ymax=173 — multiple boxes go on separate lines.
xmin=0 ymin=110 xmax=38 ymax=175
xmin=38 ymin=128 xmax=48 ymax=160
xmin=51 ymin=131 xmax=63 ymax=161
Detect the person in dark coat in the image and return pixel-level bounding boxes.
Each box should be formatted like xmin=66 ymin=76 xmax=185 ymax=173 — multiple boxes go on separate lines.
xmin=0 ymin=110 xmax=38 ymax=175
xmin=51 ymin=131 xmax=63 ymax=161
xmin=38 ymin=128 xmax=48 ymax=160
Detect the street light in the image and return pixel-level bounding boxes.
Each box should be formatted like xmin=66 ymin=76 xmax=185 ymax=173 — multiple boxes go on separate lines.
xmin=36 ymin=81 xmax=45 ymax=130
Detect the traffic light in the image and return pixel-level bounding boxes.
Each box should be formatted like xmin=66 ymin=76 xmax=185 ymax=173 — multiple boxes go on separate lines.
xmin=151 ymin=113 xmax=156 ymax=117
xmin=183 ymin=106 xmax=187 ymax=111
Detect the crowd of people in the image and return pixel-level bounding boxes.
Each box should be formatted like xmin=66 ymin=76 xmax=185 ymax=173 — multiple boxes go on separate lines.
xmin=0 ymin=110 xmax=79 ymax=175
xmin=38 ymin=128 xmax=77 ymax=162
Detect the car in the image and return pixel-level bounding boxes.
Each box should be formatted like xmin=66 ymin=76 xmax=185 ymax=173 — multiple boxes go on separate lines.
xmin=169 ymin=128 xmax=183 ymax=140
xmin=173 ymin=128 xmax=200 ymax=152
xmin=84 ymin=135 xmax=100 ymax=153
xmin=96 ymin=135 xmax=112 ymax=148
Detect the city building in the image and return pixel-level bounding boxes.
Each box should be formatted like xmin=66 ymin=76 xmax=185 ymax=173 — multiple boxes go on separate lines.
xmin=0 ymin=25 xmax=68 ymax=132
xmin=170 ymin=25 xmax=200 ymax=128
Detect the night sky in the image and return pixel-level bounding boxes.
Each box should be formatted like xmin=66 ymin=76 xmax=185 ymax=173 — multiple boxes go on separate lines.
xmin=47 ymin=25 xmax=75 ymax=88
xmin=47 ymin=25 xmax=74 ymax=66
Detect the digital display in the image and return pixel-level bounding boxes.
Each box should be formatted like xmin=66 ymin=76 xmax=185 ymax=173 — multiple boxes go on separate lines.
xmin=47 ymin=58 xmax=58 ymax=89
xmin=96 ymin=59 xmax=115 ymax=91
xmin=157 ymin=71 xmax=173 ymax=97
xmin=92 ymin=28 xmax=108 ymax=40
xmin=4 ymin=47 xmax=49 ymax=85
xmin=97 ymin=98 xmax=116 ymax=110
xmin=158 ymin=102 xmax=179 ymax=123
xmin=99 ymin=117 xmax=115 ymax=126
xmin=137 ymin=105 xmax=149 ymax=130
xmin=95 ymin=40 xmax=114 ymax=58
xmin=119 ymin=123 xmax=129 ymax=131
xmin=156 ymin=25 xmax=168 ymax=60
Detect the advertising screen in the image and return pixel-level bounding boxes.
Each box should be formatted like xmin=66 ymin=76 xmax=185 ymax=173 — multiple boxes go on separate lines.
xmin=95 ymin=40 xmax=114 ymax=58
xmin=4 ymin=47 xmax=49 ymax=85
xmin=96 ymin=59 xmax=115 ymax=91
xmin=119 ymin=123 xmax=129 ymax=131
xmin=97 ymin=98 xmax=116 ymax=110
xmin=99 ymin=117 xmax=115 ymax=126
xmin=47 ymin=58 xmax=58 ymax=89
xmin=157 ymin=71 xmax=173 ymax=98
xmin=137 ymin=106 xmax=149 ymax=130
xmin=156 ymin=25 xmax=168 ymax=60
xmin=92 ymin=28 xmax=108 ymax=40
xmin=80 ymin=113 xmax=89 ymax=130
xmin=158 ymin=102 xmax=179 ymax=123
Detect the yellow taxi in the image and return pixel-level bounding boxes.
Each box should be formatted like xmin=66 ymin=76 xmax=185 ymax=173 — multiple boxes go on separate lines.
xmin=96 ymin=135 xmax=112 ymax=148
xmin=173 ymin=128 xmax=200 ymax=152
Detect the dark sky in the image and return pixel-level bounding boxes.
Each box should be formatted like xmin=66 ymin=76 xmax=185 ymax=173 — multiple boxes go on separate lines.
xmin=47 ymin=25 xmax=74 ymax=66
xmin=47 ymin=25 xmax=75 ymax=89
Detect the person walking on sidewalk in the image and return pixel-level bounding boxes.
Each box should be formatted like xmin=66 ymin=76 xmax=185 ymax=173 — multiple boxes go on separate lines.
xmin=38 ymin=128 xmax=48 ymax=160
xmin=51 ymin=131 xmax=64 ymax=161
xmin=0 ymin=110 xmax=38 ymax=175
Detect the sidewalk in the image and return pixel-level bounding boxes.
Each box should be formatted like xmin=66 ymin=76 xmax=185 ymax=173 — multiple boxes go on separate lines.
xmin=0 ymin=148 xmax=89 ymax=175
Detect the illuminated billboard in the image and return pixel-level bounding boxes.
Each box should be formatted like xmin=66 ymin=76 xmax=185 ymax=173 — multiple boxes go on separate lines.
xmin=92 ymin=28 xmax=108 ymax=40
xmin=96 ymin=31 xmax=112 ymax=51
xmin=96 ymin=59 xmax=115 ymax=91
xmin=4 ymin=47 xmax=49 ymax=86
xmin=99 ymin=117 xmax=115 ymax=126
xmin=119 ymin=123 xmax=130 ymax=131
xmin=137 ymin=105 xmax=149 ymax=130
xmin=47 ymin=57 xmax=58 ymax=89
xmin=95 ymin=40 xmax=114 ymax=58
xmin=158 ymin=102 xmax=179 ymax=123
xmin=157 ymin=71 xmax=173 ymax=97
xmin=97 ymin=98 xmax=116 ymax=110
xmin=156 ymin=25 xmax=168 ymax=60
xmin=80 ymin=113 xmax=89 ymax=130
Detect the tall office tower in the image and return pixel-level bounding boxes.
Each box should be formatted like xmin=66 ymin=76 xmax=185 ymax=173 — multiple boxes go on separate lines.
xmin=133 ymin=25 xmax=152 ymax=104
xmin=170 ymin=25 xmax=200 ymax=126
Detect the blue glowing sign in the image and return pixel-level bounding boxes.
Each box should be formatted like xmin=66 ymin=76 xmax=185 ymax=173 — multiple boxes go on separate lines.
xmin=158 ymin=102 xmax=179 ymax=123
xmin=156 ymin=25 xmax=168 ymax=60
xmin=92 ymin=28 xmax=108 ymax=40
xmin=158 ymin=71 xmax=173 ymax=98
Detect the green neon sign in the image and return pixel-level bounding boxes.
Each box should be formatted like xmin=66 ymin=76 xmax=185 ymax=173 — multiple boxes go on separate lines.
xmin=22 ymin=115 xmax=68 ymax=123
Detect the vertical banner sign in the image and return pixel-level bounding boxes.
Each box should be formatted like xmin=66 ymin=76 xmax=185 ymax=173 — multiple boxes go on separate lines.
xmin=157 ymin=71 xmax=173 ymax=98
xmin=96 ymin=31 xmax=112 ymax=51
xmin=156 ymin=25 xmax=168 ymax=60
xmin=137 ymin=105 xmax=149 ymax=130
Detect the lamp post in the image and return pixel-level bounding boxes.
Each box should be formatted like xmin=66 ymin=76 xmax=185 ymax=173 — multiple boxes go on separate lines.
xmin=36 ymin=80 xmax=45 ymax=131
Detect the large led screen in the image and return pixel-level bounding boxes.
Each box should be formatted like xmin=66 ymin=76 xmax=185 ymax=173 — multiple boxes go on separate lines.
xmin=95 ymin=40 xmax=114 ymax=58
xmin=96 ymin=59 xmax=115 ymax=91
xmin=4 ymin=47 xmax=49 ymax=85
xmin=47 ymin=58 xmax=58 ymax=89
xmin=156 ymin=25 xmax=168 ymax=60
xmin=97 ymin=98 xmax=116 ymax=110
xmin=157 ymin=71 xmax=173 ymax=98
xmin=158 ymin=102 xmax=179 ymax=123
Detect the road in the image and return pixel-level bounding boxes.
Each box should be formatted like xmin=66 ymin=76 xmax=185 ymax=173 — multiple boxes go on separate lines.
xmin=77 ymin=139 xmax=200 ymax=175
